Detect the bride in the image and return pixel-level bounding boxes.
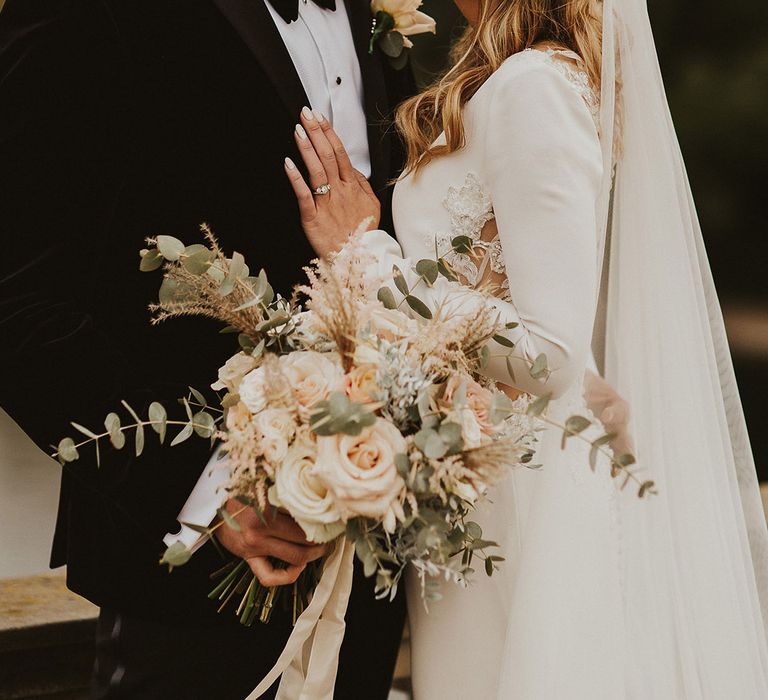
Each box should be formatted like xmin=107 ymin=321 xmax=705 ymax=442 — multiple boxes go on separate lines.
xmin=283 ymin=0 xmax=768 ymax=696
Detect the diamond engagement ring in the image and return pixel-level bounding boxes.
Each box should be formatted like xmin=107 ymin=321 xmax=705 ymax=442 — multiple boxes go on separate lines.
xmin=313 ymin=183 xmax=331 ymax=196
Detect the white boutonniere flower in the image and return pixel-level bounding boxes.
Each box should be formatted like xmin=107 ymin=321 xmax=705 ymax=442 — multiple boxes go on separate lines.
xmin=369 ymin=0 xmax=436 ymax=68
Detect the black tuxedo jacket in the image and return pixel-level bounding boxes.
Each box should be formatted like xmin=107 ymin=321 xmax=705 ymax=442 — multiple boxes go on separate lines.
xmin=0 ymin=0 xmax=412 ymax=648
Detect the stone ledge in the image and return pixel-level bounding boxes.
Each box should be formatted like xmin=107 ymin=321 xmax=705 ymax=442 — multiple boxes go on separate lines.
xmin=0 ymin=573 xmax=96 ymax=700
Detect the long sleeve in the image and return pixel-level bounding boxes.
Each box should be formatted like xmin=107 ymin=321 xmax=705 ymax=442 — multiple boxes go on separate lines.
xmin=358 ymin=62 xmax=603 ymax=398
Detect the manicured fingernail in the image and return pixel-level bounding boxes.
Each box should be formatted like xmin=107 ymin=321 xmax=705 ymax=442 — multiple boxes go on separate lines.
xmin=295 ymin=124 xmax=307 ymax=139
xmin=312 ymin=109 xmax=326 ymax=122
xmin=285 ymin=157 xmax=296 ymax=170
xmin=301 ymin=106 xmax=314 ymax=120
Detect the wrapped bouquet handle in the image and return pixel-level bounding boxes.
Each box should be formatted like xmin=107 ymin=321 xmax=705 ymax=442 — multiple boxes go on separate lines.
xmin=246 ymin=537 xmax=356 ymax=700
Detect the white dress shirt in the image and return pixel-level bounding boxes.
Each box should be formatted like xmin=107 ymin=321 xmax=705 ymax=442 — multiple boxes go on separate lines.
xmin=164 ymin=1 xmax=371 ymax=550
xmin=264 ymin=0 xmax=371 ymax=177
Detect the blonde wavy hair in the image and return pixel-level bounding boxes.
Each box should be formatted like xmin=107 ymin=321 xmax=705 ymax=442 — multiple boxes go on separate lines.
xmin=395 ymin=0 xmax=603 ymax=174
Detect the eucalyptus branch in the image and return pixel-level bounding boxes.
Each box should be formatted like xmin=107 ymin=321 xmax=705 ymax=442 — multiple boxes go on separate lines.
xmin=513 ymin=400 xmax=655 ymax=498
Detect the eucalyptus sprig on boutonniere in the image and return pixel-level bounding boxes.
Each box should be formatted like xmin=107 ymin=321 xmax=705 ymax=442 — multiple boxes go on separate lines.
xmin=369 ymin=0 xmax=436 ymax=69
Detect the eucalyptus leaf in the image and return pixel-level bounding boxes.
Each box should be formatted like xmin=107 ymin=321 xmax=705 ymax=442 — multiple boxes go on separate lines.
xmin=392 ymin=265 xmax=409 ymax=296
xmin=493 ymin=334 xmax=516 ymax=349
xmin=394 ymin=453 xmax=411 ymax=478
xmin=135 ymin=422 xmax=145 ymax=457
xmin=565 ymin=415 xmax=591 ymax=435
xmin=530 ymin=353 xmax=549 ymax=380
xmin=451 ymin=235 xmax=473 ymax=254
xmin=527 ymin=392 xmax=552 ymax=417
xmin=218 ymin=251 xmax=245 ymax=296
xmin=217 ymin=506 xmax=242 ymax=532
xmin=70 ymin=422 xmax=98 ymax=439
xmin=148 ymin=402 xmax=167 ymax=443
xmin=193 ymin=411 xmax=216 ymax=438
xmin=378 ymin=29 xmax=404 ymax=58
xmin=377 ymin=286 xmax=397 ymax=310
xmin=57 ymin=437 xmax=79 ymax=463
xmin=139 ymin=248 xmax=163 ymax=272
xmin=415 ymin=259 xmax=439 ymax=285
xmin=233 ymin=296 xmax=263 ymax=312
xmin=156 ymin=235 xmax=185 ymax=261
xmin=505 ymin=356 xmax=516 ymax=383
xmin=181 ymin=244 xmax=214 ymax=275
xmin=388 ymin=49 xmax=409 ymax=71
xmin=188 ymin=386 xmax=207 ymax=408
xmin=160 ymin=541 xmax=192 ymax=568
xmin=105 ymin=412 xmax=126 ymax=449
xmin=437 ymin=259 xmax=457 ymax=281
xmin=171 ymin=422 xmax=194 ymax=446
xmin=405 ymin=294 xmax=432 ymax=319
xmin=424 ymin=432 xmax=448 ymax=459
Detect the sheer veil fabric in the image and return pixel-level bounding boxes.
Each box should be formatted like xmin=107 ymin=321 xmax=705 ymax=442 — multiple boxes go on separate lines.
xmin=577 ymin=0 xmax=768 ymax=695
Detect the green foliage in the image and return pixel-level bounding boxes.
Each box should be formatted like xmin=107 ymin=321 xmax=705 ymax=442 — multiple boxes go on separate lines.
xmin=310 ymin=391 xmax=377 ymax=436
xmin=160 ymin=542 xmax=192 ymax=569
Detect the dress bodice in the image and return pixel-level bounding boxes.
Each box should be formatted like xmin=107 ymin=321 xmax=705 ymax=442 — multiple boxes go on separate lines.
xmin=392 ymin=48 xmax=600 ymax=296
xmin=360 ymin=48 xmax=603 ymax=398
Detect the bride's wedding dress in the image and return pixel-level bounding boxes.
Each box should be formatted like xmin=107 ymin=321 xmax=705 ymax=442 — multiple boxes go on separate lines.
xmin=355 ymin=26 xmax=768 ymax=695
xmin=360 ymin=46 xmax=624 ymax=699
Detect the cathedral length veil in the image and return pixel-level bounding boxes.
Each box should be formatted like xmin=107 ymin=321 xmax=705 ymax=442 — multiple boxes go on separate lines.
xmin=588 ymin=0 xmax=768 ymax=694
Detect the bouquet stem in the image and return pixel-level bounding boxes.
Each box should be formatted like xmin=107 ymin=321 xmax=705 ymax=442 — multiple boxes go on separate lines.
xmin=209 ymin=558 xmax=323 ymax=627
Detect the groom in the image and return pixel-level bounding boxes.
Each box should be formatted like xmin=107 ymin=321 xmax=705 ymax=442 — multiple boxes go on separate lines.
xmin=0 ymin=0 xmax=413 ymax=697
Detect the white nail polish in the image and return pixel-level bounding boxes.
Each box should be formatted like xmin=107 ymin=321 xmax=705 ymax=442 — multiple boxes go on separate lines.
xmin=312 ymin=109 xmax=326 ymax=122
xmin=285 ymin=157 xmax=296 ymax=170
xmin=295 ymin=124 xmax=307 ymax=140
xmin=301 ymin=106 xmax=314 ymax=120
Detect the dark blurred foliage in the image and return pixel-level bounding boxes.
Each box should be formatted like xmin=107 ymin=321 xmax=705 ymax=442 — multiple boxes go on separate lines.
xmin=411 ymin=0 xmax=768 ymax=476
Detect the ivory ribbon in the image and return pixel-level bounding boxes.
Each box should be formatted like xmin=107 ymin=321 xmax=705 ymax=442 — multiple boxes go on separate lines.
xmin=245 ymin=537 xmax=356 ymax=700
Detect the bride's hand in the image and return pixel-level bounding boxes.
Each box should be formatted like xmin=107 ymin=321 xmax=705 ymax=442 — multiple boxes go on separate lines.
xmin=284 ymin=107 xmax=380 ymax=258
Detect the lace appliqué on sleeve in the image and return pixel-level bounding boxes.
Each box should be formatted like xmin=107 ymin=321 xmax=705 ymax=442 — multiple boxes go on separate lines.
xmin=427 ymin=173 xmax=512 ymax=302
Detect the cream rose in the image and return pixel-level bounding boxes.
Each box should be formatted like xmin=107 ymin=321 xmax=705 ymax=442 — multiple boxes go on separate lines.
xmin=279 ymin=351 xmax=343 ymax=418
xmin=447 ymin=407 xmax=483 ymax=449
xmin=344 ymin=365 xmax=380 ymax=405
xmin=442 ymin=376 xmax=499 ymax=435
xmin=360 ymin=302 xmax=417 ymax=341
xmin=211 ymin=352 xmax=257 ymax=393
xmin=255 ymin=408 xmax=296 ymax=441
xmin=314 ymin=418 xmax=406 ymax=525
xmin=371 ymin=0 xmax=436 ymax=48
xmin=239 ymin=366 xmax=268 ymax=414
xmin=268 ymin=435 xmax=345 ymax=543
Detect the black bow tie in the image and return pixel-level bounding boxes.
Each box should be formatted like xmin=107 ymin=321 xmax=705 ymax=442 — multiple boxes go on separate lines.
xmin=268 ymin=0 xmax=337 ymax=24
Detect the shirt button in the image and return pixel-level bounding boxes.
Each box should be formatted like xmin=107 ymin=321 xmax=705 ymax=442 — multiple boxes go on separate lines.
xmin=336 ymin=76 xmax=342 ymax=85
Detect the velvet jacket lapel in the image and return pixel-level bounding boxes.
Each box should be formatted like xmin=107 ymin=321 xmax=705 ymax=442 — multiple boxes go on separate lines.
xmin=211 ymin=0 xmax=393 ymax=192
xmin=344 ymin=0 xmax=392 ymax=193
xmin=211 ymin=0 xmax=309 ymax=122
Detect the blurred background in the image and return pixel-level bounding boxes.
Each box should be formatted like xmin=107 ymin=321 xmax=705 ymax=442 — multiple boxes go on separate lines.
xmin=0 ymin=1 xmax=765 ymax=697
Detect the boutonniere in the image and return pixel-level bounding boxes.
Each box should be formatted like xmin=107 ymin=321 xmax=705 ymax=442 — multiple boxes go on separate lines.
xmin=368 ymin=0 xmax=436 ymax=69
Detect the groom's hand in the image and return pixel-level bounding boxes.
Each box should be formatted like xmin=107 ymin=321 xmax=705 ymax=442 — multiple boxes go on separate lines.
xmin=215 ymin=497 xmax=326 ymax=587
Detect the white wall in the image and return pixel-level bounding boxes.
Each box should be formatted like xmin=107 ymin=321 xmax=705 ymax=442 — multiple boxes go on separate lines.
xmin=0 ymin=409 xmax=62 ymax=579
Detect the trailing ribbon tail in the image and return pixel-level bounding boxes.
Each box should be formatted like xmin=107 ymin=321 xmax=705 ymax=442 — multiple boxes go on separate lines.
xmin=245 ymin=537 xmax=356 ymax=700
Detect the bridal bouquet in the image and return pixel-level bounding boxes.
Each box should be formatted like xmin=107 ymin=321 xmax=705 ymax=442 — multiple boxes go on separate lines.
xmin=55 ymin=225 xmax=653 ymax=629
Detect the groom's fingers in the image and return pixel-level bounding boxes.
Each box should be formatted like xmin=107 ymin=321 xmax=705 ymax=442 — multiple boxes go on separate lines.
xmin=248 ymin=556 xmax=306 ymax=587
xmin=260 ymin=536 xmax=326 ymax=567
xmin=266 ymin=511 xmax=316 ymax=544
